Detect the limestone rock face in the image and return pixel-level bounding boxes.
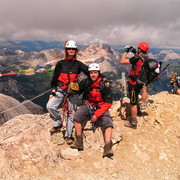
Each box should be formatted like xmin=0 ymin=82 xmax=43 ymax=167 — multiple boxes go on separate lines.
xmin=0 ymin=91 xmax=179 ymax=180
xmin=0 ymin=94 xmax=31 ymax=125
xmin=78 ymin=44 xmax=119 ymax=74
xmin=0 ymin=79 xmax=21 ymax=97
xmin=0 ymin=113 xmax=122 ymax=179
xmin=22 ymin=100 xmax=44 ymax=115
xmin=0 ymin=94 xmax=44 ymax=125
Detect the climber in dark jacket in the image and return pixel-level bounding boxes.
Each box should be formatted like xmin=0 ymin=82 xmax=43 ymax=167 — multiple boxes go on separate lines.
xmin=46 ymin=40 xmax=88 ymax=145
xmin=71 ymin=63 xmax=114 ymax=158
xmin=120 ymin=41 xmax=150 ymax=128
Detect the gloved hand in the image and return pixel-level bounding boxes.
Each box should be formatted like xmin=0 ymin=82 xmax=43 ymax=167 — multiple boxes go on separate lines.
xmin=49 ymin=89 xmax=56 ymax=98
xmin=129 ymin=45 xmax=136 ymax=54
xmin=124 ymin=45 xmax=130 ymax=52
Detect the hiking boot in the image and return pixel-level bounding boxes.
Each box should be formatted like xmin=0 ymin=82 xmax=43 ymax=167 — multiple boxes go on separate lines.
xmin=70 ymin=136 xmax=84 ymax=150
xmin=49 ymin=124 xmax=62 ymax=134
xmin=103 ymin=143 xmax=114 ymax=158
xmin=64 ymin=137 xmax=74 ymax=145
xmin=131 ymin=119 xmax=137 ymax=126
xmin=124 ymin=121 xmax=137 ymax=129
xmin=139 ymin=102 xmax=146 ymax=111
xmin=137 ymin=110 xmax=143 ymax=116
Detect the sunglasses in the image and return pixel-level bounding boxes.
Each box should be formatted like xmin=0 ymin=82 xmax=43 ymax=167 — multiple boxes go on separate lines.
xmin=66 ymin=48 xmax=77 ymax=51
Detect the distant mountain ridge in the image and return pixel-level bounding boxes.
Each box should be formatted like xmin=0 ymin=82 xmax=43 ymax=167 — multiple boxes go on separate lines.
xmin=0 ymin=40 xmax=65 ymax=52
xmin=1 ymin=40 xmax=180 ymax=53
xmin=0 ymin=43 xmax=180 ymax=109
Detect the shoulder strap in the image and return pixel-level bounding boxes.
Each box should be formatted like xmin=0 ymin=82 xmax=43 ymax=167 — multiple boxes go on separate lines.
xmin=139 ymin=54 xmax=149 ymax=63
xmin=99 ymin=78 xmax=111 ymax=92
xmin=137 ymin=55 xmax=147 ymax=71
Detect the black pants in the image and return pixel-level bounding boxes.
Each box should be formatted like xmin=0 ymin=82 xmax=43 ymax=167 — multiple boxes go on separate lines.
xmin=127 ymin=82 xmax=143 ymax=105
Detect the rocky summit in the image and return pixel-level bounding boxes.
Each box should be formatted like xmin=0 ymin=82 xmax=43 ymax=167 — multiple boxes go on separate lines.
xmin=0 ymin=91 xmax=179 ymax=180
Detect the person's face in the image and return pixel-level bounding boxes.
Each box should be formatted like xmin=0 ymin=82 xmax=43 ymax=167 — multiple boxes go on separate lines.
xmin=137 ymin=48 xmax=141 ymax=55
xmin=90 ymin=70 xmax=99 ymax=82
xmin=66 ymin=48 xmax=77 ymax=56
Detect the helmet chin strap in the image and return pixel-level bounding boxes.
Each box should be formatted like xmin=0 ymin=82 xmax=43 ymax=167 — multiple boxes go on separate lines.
xmin=137 ymin=48 xmax=147 ymax=55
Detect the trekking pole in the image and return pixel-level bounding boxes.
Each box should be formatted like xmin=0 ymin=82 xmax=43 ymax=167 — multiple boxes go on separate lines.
xmin=154 ymin=64 xmax=170 ymax=80
xmin=119 ymin=72 xmax=127 ymax=120
xmin=121 ymin=72 xmax=127 ymax=97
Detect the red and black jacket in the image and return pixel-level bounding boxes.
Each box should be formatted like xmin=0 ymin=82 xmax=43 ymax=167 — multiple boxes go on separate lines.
xmin=128 ymin=55 xmax=145 ymax=85
xmin=79 ymin=76 xmax=113 ymax=118
xmin=51 ymin=58 xmax=88 ymax=89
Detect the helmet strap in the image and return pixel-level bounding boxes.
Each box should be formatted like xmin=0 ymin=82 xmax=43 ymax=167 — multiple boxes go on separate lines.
xmin=138 ymin=48 xmax=147 ymax=54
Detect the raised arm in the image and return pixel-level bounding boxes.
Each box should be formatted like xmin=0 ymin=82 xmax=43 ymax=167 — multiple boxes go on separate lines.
xmin=120 ymin=52 xmax=130 ymax=64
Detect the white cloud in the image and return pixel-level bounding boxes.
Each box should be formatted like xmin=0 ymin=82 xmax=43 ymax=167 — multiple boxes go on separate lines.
xmin=0 ymin=0 xmax=180 ymax=48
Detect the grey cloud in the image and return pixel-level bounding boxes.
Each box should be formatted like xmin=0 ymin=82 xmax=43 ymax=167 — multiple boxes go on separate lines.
xmin=0 ymin=0 xmax=180 ymax=48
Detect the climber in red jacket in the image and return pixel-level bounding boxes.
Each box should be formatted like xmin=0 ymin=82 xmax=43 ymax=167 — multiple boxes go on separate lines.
xmin=71 ymin=63 xmax=114 ymax=158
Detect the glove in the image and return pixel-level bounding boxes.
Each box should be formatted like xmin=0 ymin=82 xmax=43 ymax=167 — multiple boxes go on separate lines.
xmin=129 ymin=45 xmax=136 ymax=54
xmin=124 ymin=45 xmax=130 ymax=52
xmin=49 ymin=89 xmax=56 ymax=98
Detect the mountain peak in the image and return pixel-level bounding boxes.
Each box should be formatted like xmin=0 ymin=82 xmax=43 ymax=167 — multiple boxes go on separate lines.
xmin=0 ymin=91 xmax=179 ymax=179
xmin=83 ymin=44 xmax=113 ymax=54
xmin=0 ymin=48 xmax=17 ymax=56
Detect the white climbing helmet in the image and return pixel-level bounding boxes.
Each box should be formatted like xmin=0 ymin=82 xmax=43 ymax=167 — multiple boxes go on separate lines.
xmin=88 ymin=63 xmax=100 ymax=71
xmin=65 ymin=40 xmax=77 ymax=49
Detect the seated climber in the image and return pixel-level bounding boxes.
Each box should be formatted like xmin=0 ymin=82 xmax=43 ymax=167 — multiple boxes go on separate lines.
xmin=170 ymin=73 xmax=180 ymax=95
xmin=70 ymin=63 xmax=114 ymax=158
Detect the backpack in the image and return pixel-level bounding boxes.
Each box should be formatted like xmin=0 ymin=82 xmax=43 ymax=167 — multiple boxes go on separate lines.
xmin=137 ymin=56 xmax=162 ymax=86
xmin=170 ymin=73 xmax=178 ymax=85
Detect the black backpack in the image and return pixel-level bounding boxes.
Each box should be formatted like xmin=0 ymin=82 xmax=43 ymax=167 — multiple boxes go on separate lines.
xmin=137 ymin=56 xmax=162 ymax=86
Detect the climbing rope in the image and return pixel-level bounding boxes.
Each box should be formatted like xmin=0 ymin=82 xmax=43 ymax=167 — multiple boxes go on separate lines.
xmin=0 ymin=89 xmax=51 ymax=115
xmin=61 ymin=94 xmax=69 ymax=127
xmin=131 ymin=88 xmax=136 ymax=104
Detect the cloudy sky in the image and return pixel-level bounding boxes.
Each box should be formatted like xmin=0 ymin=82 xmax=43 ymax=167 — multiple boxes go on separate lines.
xmin=0 ymin=0 xmax=180 ymax=48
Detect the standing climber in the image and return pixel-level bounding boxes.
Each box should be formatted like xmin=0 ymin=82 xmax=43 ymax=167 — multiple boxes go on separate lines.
xmin=46 ymin=40 xmax=88 ymax=144
xmin=70 ymin=63 xmax=114 ymax=158
xmin=120 ymin=42 xmax=150 ymax=128
xmin=170 ymin=73 xmax=180 ymax=95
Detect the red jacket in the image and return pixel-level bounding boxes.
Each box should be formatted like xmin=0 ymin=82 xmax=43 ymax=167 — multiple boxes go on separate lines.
xmin=128 ymin=55 xmax=143 ymax=85
xmin=80 ymin=77 xmax=112 ymax=118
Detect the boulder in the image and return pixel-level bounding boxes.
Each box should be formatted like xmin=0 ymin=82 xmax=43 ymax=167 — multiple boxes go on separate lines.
xmin=0 ymin=94 xmax=44 ymax=125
